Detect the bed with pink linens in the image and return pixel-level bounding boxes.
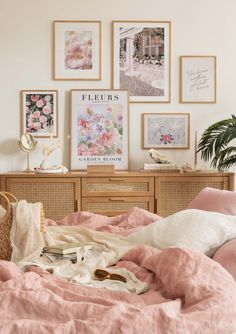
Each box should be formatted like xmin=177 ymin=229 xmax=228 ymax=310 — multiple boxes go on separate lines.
xmin=0 ymin=187 xmax=236 ymax=334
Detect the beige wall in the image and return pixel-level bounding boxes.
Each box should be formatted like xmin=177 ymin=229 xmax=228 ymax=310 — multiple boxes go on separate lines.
xmin=0 ymin=0 xmax=236 ymax=172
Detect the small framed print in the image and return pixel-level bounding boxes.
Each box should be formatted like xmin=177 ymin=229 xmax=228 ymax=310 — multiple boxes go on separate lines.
xmin=180 ymin=56 xmax=217 ymax=103
xmin=112 ymin=21 xmax=171 ymax=103
xmin=70 ymin=90 xmax=129 ymax=170
xmin=53 ymin=20 xmax=101 ymax=80
xmin=142 ymin=113 xmax=190 ymax=149
xmin=21 ymin=90 xmax=58 ymax=138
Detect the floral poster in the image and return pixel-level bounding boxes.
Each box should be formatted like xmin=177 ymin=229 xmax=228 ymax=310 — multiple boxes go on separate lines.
xmin=71 ymin=90 xmax=129 ymax=170
xmin=21 ymin=90 xmax=58 ymax=138
xmin=54 ymin=21 xmax=101 ymax=80
xmin=112 ymin=21 xmax=171 ymax=102
xmin=142 ymin=113 xmax=189 ymax=149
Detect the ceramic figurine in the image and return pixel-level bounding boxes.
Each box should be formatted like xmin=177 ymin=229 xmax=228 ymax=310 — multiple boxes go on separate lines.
xmin=149 ymin=148 xmax=173 ymax=164
xmin=40 ymin=138 xmax=64 ymax=170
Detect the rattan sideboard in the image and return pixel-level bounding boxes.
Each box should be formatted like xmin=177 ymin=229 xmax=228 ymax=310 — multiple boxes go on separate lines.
xmin=0 ymin=171 xmax=234 ymax=220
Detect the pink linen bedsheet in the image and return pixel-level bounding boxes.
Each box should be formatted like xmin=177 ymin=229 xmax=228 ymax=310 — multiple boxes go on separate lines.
xmin=45 ymin=207 xmax=161 ymax=236
xmin=1 ymin=207 xmax=236 ymax=333
xmin=0 ymin=246 xmax=236 ymax=333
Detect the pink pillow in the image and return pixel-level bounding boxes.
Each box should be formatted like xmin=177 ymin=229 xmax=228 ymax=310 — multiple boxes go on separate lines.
xmin=213 ymin=239 xmax=236 ymax=280
xmin=188 ymin=187 xmax=236 ymax=215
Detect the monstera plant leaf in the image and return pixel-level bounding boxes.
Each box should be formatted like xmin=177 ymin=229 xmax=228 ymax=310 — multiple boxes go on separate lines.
xmin=197 ymin=114 xmax=236 ymax=171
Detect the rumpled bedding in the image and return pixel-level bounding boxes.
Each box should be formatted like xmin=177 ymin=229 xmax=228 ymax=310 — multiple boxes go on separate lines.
xmin=1 ymin=204 xmax=236 ymax=333
xmin=1 ymin=246 xmax=236 ymax=333
xmin=45 ymin=207 xmax=161 ymax=236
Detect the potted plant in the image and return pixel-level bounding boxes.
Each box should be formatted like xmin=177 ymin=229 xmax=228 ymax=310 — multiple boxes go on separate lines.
xmin=197 ymin=114 xmax=236 ymax=171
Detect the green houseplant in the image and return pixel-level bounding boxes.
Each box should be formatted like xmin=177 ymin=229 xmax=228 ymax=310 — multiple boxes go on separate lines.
xmin=197 ymin=114 xmax=236 ymax=171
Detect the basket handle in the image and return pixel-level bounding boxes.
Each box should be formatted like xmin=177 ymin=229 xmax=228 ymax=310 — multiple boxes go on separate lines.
xmin=0 ymin=191 xmax=17 ymax=221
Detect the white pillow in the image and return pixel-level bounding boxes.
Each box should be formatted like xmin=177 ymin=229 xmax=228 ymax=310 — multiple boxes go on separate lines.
xmin=127 ymin=209 xmax=236 ymax=256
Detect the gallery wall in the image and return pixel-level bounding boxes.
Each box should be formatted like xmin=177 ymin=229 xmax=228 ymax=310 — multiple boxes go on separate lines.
xmin=0 ymin=0 xmax=236 ymax=173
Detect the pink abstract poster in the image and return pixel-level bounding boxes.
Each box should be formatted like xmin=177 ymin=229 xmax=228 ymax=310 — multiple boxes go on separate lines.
xmin=64 ymin=31 xmax=92 ymax=70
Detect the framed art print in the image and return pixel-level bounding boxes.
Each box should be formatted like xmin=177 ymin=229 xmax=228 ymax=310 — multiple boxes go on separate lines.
xmin=70 ymin=90 xmax=129 ymax=170
xmin=180 ymin=56 xmax=217 ymax=103
xmin=142 ymin=113 xmax=190 ymax=149
xmin=21 ymin=90 xmax=58 ymax=138
xmin=112 ymin=21 xmax=171 ymax=103
xmin=53 ymin=21 xmax=101 ymax=80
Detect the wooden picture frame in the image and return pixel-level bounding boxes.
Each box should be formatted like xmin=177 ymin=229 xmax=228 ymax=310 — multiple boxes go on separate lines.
xmin=142 ymin=113 xmax=190 ymax=149
xmin=53 ymin=20 xmax=101 ymax=80
xmin=112 ymin=21 xmax=171 ymax=103
xmin=21 ymin=90 xmax=58 ymax=138
xmin=180 ymin=56 xmax=217 ymax=103
xmin=70 ymin=89 xmax=129 ymax=170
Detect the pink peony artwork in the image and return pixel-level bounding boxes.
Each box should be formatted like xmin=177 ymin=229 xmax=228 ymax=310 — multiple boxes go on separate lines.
xmin=22 ymin=91 xmax=57 ymax=137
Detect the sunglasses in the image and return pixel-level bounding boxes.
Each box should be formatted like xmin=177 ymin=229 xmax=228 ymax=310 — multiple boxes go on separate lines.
xmin=94 ymin=269 xmax=127 ymax=283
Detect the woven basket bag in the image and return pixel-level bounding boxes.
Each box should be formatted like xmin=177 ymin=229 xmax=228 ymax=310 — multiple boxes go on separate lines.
xmin=0 ymin=191 xmax=18 ymax=261
xmin=0 ymin=191 xmax=45 ymax=261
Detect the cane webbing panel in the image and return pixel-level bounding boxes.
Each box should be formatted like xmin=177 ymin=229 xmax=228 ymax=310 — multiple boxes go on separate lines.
xmin=158 ymin=181 xmax=224 ymax=217
xmin=11 ymin=182 xmax=76 ymax=221
xmin=87 ymin=182 xmax=148 ymax=193
xmin=85 ymin=201 xmax=149 ymax=213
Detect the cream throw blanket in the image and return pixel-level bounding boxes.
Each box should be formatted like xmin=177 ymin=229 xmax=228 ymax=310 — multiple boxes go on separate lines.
xmin=10 ymin=200 xmax=44 ymax=263
xmin=10 ymin=200 xmax=147 ymax=294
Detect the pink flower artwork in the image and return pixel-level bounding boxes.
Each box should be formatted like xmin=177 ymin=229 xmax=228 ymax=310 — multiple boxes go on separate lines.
xmin=24 ymin=93 xmax=55 ymax=136
xmin=64 ymin=31 xmax=92 ymax=70
xmin=161 ymin=134 xmax=174 ymax=144
xmin=44 ymin=95 xmax=52 ymax=102
xmin=39 ymin=115 xmax=47 ymax=124
xmin=101 ymin=132 xmax=113 ymax=147
xmin=33 ymin=111 xmax=41 ymax=119
xmin=77 ymin=104 xmax=123 ymax=157
xmin=36 ymin=99 xmax=45 ymax=108
xmin=31 ymin=95 xmax=40 ymax=102
xmin=43 ymin=105 xmax=52 ymax=115
xmin=144 ymin=114 xmax=189 ymax=148
xmin=79 ymin=119 xmax=90 ymax=129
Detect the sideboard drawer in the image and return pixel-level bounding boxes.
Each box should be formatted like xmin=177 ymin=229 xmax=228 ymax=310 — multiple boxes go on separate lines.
xmin=82 ymin=177 xmax=154 ymax=197
xmin=82 ymin=196 xmax=154 ymax=216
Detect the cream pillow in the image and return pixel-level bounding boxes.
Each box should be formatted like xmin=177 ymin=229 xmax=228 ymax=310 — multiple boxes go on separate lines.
xmin=127 ymin=209 xmax=236 ymax=257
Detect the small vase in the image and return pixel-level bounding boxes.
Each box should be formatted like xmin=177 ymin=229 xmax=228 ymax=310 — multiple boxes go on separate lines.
xmin=40 ymin=159 xmax=48 ymax=170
